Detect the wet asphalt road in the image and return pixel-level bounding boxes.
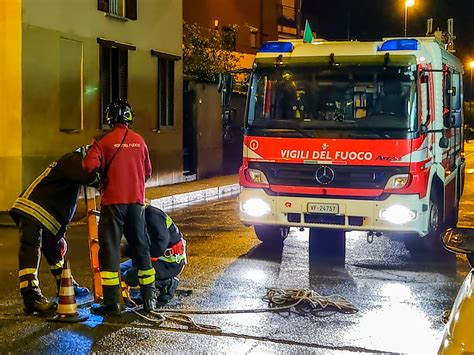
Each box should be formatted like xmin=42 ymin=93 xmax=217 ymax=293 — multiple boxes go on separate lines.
xmin=1 ymin=145 xmax=474 ymax=353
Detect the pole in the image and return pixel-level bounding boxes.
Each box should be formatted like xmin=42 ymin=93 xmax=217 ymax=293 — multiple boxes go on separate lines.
xmin=296 ymin=0 xmax=302 ymax=39
xmin=404 ymin=6 xmax=408 ymax=37
xmin=469 ymin=66 xmax=472 ymax=126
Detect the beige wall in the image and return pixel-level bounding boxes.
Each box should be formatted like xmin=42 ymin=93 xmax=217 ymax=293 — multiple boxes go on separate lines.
xmin=0 ymin=0 xmax=23 ymax=210
xmin=18 ymin=0 xmax=183 ymax=196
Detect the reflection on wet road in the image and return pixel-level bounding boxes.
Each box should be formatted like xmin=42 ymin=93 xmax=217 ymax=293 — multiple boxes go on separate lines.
xmin=1 ymin=157 xmax=474 ymax=353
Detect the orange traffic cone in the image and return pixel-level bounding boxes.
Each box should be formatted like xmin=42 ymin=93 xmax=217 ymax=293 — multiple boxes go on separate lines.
xmin=48 ymin=259 xmax=88 ymax=323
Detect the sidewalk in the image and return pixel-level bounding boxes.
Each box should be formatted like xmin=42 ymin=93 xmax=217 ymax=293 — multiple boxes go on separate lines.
xmin=0 ymin=174 xmax=240 ymax=227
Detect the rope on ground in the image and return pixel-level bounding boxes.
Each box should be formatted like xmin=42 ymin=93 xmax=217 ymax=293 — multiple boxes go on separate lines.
xmin=130 ymin=287 xmax=358 ymax=333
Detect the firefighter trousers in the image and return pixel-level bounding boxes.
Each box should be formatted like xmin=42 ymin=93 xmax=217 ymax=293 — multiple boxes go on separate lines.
xmin=98 ymin=204 xmax=155 ymax=304
xmin=18 ymin=217 xmax=64 ymax=301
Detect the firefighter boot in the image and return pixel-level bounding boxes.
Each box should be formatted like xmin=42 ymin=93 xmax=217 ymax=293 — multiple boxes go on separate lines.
xmin=157 ymin=277 xmax=179 ymax=304
xmin=90 ymin=286 xmax=121 ymax=316
xmin=56 ymin=278 xmax=90 ymax=297
xmin=23 ymin=289 xmax=58 ymax=315
xmin=72 ymin=279 xmax=90 ymax=297
xmin=140 ymin=284 xmax=157 ymax=312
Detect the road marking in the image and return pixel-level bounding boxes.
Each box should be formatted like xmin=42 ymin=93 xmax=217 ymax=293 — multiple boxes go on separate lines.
xmin=277 ymin=229 xmax=310 ymax=289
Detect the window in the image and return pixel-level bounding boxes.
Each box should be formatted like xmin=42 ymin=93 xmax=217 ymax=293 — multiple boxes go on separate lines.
xmin=98 ymin=39 xmax=136 ymax=127
xmin=97 ymin=0 xmax=137 ymax=20
xmin=152 ymin=51 xmax=180 ymax=128
xmin=250 ymin=28 xmax=258 ymax=48
xmin=59 ymin=38 xmax=83 ymax=132
xmin=222 ymin=26 xmax=236 ymax=51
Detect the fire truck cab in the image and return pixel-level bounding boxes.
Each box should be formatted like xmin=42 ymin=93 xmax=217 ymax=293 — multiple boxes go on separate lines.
xmin=239 ymin=37 xmax=465 ymax=259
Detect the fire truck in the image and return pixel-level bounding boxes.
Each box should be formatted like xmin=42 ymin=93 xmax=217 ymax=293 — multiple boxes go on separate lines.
xmin=238 ymin=37 xmax=465 ymax=259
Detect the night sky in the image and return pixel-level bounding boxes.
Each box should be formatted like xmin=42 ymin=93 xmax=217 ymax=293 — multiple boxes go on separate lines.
xmin=303 ymin=0 xmax=474 ymax=62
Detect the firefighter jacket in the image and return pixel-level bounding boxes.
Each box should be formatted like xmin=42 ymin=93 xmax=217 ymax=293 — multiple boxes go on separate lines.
xmin=10 ymin=151 xmax=95 ymax=237
xmin=82 ymin=123 xmax=152 ymax=206
xmin=146 ymin=206 xmax=186 ymax=264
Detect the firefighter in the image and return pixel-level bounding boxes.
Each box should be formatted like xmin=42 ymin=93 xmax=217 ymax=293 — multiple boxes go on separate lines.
xmin=83 ymin=98 xmax=157 ymax=315
xmin=120 ymin=204 xmax=186 ymax=304
xmin=9 ymin=148 xmax=95 ymax=315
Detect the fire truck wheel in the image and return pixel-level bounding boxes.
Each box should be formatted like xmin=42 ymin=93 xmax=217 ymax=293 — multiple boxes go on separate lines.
xmin=254 ymin=225 xmax=287 ymax=245
xmin=468 ymin=254 xmax=474 ymax=268
xmin=404 ymin=192 xmax=446 ymax=255
xmin=308 ymin=228 xmax=345 ymax=264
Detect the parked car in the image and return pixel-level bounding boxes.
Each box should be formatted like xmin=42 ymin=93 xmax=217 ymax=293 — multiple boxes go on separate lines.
xmin=438 ymin=228 xmax=474 ymax=354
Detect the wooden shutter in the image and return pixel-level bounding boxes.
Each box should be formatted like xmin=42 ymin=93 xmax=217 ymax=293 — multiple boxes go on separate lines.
xmin=98 ymin=0 xmax=109 ymax=12
xmin=100 ymin=46 xmax=112 ymax=125
xmin=118 ymin=50 xmax=128 ymax=100
xmin=125 ymin=0 xmax=137 ymax=20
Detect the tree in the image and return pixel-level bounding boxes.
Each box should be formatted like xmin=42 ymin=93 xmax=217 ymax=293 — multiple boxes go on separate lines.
xmin=183 ymin=22 xmax=241 ymax=83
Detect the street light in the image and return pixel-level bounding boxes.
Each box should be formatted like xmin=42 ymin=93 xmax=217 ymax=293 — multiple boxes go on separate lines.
xmin=404 ymin=0 xmax=415 ymax=37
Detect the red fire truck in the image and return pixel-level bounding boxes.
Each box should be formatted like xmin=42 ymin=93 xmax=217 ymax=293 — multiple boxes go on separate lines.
xmin=239 ymin=37 xmax=465 ymax=259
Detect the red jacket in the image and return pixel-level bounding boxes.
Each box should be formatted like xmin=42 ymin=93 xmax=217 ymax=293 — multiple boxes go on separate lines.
xmin=83 ymin=124 xmax=152 ymax=206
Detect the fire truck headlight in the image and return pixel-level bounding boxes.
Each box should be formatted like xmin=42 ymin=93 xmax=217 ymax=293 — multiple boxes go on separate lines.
xmin=384 ymin=174 xmax=410 ymax=189
xmin=241 ymin=198 xmax=270 ymax=217
xmin=247 ymin=169 xmax=269 ymax=185
xmin=380 ymin=205 xmax=417 ymax=225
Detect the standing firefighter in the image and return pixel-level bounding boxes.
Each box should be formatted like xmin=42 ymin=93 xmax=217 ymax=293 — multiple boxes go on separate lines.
xmin=120 ymin=204 xmax=186 ymax=304
xmin=10 ymin=149 xmax=94 ymax=315
xmin=83 ymin=99 xmax=156 ymax=315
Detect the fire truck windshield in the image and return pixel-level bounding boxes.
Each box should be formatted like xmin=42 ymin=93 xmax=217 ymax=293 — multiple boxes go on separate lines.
xmin=246 ymin=65 xmax=418 ymax=138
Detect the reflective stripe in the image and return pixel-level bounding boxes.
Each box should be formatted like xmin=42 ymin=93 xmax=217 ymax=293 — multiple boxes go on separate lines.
xmin=165 ymin=215 xmax=173 ymax=228
xmin=23 ymin=165 xmax=53 ymax=198
xmin=12 ymin=202 xmax=58 ymax=235
xmin=101 ymin=278 xmax=120 ymax=286
xmin=100 ymin=271 xmax=119 ymax=278
xmin=139 ymin=275 xmax=155 ymax=285
xmin=158 ymin=254 xmax=186 ymax=263
xmin=17 ymin=198 xmax=61 ymax=232
xmin=50 ymin=261 xmax=64 ymax=270
xmin=20 ymin=280 xmax=39 ymax=289
xmin=137 ymin=268 xmax=155 ymax=277
xmin=19 ymin=268 xmax=37 ymax=277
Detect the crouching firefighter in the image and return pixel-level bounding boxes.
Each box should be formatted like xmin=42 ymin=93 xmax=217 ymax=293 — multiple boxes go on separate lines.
xmin=120 ymin=204 xmax=186 ymax=305
xmin=9 ymin=148 xmax=96 ymax=315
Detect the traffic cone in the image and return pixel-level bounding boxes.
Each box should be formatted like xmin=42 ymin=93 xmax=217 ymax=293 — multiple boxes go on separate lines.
xmin=48 ymin=259 xmax=88 ymax=323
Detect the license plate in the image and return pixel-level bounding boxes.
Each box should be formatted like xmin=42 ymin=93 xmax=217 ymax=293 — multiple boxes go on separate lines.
xmin=307 ymin=203 xmax=339 ymax=214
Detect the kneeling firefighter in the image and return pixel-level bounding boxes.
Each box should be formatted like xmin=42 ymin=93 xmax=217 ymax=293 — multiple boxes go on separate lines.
xmin=120 ymin=204 xmax=186 ymax=304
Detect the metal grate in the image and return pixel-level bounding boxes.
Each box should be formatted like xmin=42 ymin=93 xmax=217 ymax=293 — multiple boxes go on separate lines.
xmin=109 ymin=0 xmax=124 ymax=17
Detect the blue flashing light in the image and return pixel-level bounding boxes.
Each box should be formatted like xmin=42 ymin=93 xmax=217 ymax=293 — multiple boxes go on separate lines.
xmin=258 ymin=41 xmax=294 ymax=53
xmin=378 ymin=39 xmax=418 ymax=51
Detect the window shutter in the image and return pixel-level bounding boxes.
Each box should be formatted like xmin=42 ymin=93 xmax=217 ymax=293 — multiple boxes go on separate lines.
xmin=118 ymin=50 xmax=128 ymax=100
xmin=100 ymin=46 xmax=112 ymax=125
xmin=98 ymin=0 xmax=109 ymax=12
xmin=125 ymin=0 xmax=137 ymax=20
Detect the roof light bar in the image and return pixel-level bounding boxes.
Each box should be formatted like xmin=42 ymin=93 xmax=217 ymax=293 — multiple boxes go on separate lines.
xmin=378 ymin=39 xmax=418 ymax=51
xmin=258 ymin=41 xmax=294 ymax=53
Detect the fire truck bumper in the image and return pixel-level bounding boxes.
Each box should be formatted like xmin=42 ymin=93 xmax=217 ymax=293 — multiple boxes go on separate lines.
xmin=239 ymin=188 xmax=429 ymax=236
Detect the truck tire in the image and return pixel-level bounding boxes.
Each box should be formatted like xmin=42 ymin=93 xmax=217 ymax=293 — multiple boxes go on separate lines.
xmin=404 ymin=189 xmax=447 ymax=255
xmin=309 ymin=228 xmax=346 ymax=264
xmin=254 ymin=225 xmax=287 ymax=245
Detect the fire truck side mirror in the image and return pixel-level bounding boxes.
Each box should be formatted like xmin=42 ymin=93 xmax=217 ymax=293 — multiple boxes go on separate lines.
xmin=439 ymin=136 xmax=450 ymax=148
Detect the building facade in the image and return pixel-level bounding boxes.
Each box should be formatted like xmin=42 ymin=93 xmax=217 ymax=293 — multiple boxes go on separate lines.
xmin=0 ymin=0 xmax=183 ymax=211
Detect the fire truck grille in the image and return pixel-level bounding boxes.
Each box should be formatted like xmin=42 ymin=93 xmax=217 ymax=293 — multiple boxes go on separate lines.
xmin=249 ymin=162 xmax=409 ymax=189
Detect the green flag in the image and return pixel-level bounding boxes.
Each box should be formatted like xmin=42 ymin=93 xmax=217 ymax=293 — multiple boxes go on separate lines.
xmin=303 ymin=20 xmax=314 ymax=43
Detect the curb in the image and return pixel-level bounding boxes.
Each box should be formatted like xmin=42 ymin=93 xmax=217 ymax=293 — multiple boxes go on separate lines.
xmin=150 ymin=184 xmax=241 ymax=210
xmin=0 ymin=183 xmax=241 ymax=228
